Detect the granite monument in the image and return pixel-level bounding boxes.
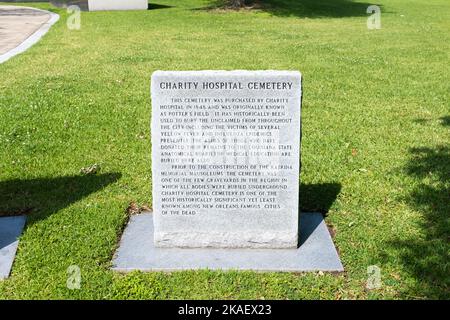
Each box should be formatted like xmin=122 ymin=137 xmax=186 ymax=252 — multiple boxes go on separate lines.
xmin=151 ymin=71 xmax=302 ymax=249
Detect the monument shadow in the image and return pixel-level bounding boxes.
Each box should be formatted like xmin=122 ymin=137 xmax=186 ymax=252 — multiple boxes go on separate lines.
xmin=148 ymin=3 xmax=174 ymax=10
xmin=298 ymin=182 xmax=341 ymax=246
xmin=0 ymin=173 xmax=121 ymax=236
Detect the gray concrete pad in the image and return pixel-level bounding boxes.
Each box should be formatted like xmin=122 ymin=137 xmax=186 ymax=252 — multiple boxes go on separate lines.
xmin=0 ymin=6 xmax=59 ymax=63
xmin=112 ymin=212 xmax=343 ymax=272
xmin=0 ymin=215 xmax=26 ymax=279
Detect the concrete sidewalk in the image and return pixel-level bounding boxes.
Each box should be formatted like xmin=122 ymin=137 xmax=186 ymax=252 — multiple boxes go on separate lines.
xmin=0 ymin=6 xmax=52 ymax=55
xmin=0 ymin=5 xmax=59 ymax=64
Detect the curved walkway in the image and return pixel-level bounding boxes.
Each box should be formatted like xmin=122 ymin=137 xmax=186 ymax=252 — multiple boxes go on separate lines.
xmin=0 ymin=5 xmax=59 ymax=64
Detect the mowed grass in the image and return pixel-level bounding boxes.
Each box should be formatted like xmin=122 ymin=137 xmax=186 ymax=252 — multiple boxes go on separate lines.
xmin=0 ymin=0 xmax=448 ymax=299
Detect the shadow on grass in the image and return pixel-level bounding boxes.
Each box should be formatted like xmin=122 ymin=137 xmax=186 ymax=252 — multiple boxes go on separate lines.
xmin=198 ymin=0 xmax=378 ymax=18
xmin=440 ymin=115 xmax=450 ymax=127
xmin=297 ymin=182 xmax=341 ymax=247
xmin=148 ymin=3 xmax=173 ymax=10
xmin=391 ymin=144 xmax=449 ymax=298
xmin=413 ymin=115 xmax=450 ymax=127
xmin=0 ymin=173 xmax=121 ymax=224
xmin=300 ymin=182 xmax=341 ymax=214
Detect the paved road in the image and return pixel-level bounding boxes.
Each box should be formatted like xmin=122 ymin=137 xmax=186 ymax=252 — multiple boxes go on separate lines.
xmin=0 ymin=5 xmax=51 ymax=55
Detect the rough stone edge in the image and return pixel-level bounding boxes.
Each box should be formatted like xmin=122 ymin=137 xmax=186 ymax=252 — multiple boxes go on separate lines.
xmin=151 ymin=70 xmax=302 ymax=79
xmin=154 ymin=231 xmax=298 ymax=249
xmin=0 ymin=215 xmax=27 ymax=280
xmin=0 ymin=6 xmax=60 ymax=64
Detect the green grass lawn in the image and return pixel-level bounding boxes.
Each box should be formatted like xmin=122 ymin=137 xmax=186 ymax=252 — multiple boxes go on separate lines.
xmin=0 ymin=0 xmax=449 ymax=299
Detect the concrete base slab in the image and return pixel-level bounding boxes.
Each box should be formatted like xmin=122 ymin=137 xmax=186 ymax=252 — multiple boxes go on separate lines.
xmin=112 ymin=212 xmax=343 ymax=272
xmin=0 ymin=216 xmax=26 ymax=279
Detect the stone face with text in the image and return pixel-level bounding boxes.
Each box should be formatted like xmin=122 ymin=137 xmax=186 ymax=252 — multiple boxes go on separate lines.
xmin=151 ymin=71 xmax=302 ymax=248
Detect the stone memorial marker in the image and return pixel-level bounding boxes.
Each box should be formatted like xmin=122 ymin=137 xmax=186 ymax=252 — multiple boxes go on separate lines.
xmin=151 ymin=71 xmax=302 ymax=248
xmin=113 ymin=70 xmax=342 ymax=271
